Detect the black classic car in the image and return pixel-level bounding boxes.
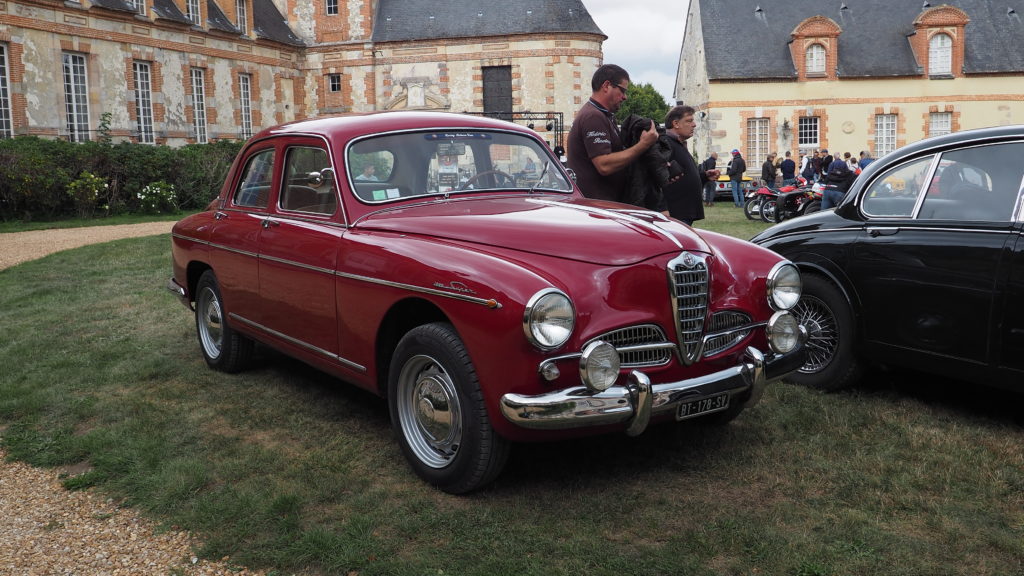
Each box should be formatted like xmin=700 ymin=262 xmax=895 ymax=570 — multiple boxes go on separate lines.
xmin=752 ymin=124 xmax=1024 ymax=391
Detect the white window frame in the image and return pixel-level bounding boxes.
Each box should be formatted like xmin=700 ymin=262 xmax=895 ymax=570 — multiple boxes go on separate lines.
xmin=929 ymin=112 xmax=952 ymax=137
xmin=798 ymin=116 xmax=819 ymax=148
xmin=187 ymin=0 xmax=201 ymax=26
xmin=328 ymin=74 xmax=341 ymax=92
xmin=236 ymin=0 xmax=247 ymax=35
xmin=929 ymin=33 xmax=952 ymax=76
xmin=746 ymin=117 xmax=770 ymax=171
xmin=805 ymin=44 xmax=826 ymax=75
xmin=131 ymin=0 xmax=145 ymax=16
xmin=326 ymin=0 xmax=338 ymax=15
xmin=133 ymin=61 xmax=155 ymax=144
xmin=62 ymin=52 xmax=90 ymax=143
xmin=0 ymin=44 xmax=11 ymax=138
xmin=191 ymin=68 xmax=208 ymax=144
xmin=239 ymin=73 xmax=253 ymax=140
xmin=874 ymin=114 xmax=898 ymax=157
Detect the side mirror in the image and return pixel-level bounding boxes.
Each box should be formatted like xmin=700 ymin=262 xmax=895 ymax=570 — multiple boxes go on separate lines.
xmin=308 ymin=168 xmax=334 ymax=188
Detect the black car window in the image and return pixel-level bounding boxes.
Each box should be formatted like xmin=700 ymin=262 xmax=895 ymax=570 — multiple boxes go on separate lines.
xmin=279 ymin=147 xmax=337 ymax=215
xmin=918 ymin=142 xmax=1024 ymax=221
xmin=861 ymin=155 xmax=934 ymax=217
xmin=233 ymin=148 xmax=275 ymax=209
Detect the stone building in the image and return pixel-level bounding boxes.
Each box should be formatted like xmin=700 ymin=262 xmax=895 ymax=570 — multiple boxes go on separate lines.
xmin=0 ymin=0 xmax=606 ymax=148
xmin=675 ymin=0 xmax=1024 ymax=172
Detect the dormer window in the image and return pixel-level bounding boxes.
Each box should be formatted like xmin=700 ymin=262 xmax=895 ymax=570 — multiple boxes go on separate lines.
xmin=805 ymin=44 xmax=826 ymax=75
xmin=928 ymin=33 xmax=952 ymax=75
xmin=187 ymin=0 xmax=201 ymax=26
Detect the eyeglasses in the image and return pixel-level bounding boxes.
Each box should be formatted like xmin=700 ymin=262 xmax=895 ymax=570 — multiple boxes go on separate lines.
xmin=610 ymin=83 xmax=629 ymax=95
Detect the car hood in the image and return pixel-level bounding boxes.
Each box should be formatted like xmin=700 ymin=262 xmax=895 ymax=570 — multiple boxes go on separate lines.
xmin=355 ymin=196 xmax=711 ymax=266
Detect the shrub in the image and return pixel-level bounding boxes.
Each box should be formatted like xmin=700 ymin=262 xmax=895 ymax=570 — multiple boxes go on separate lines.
xmin=136 ymin=181 xmax=178 ymax=214
xmin=66 ymin=171 xmax=109 ymax=219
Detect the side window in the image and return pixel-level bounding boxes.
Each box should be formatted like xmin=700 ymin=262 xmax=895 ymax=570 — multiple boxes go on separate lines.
xmin=280 ymin=146 xmax=337 ymax=215
xmin=919 ymin=142 xmax=1024 ymax=221
xmin=233 ymin=148 xmax=275 ymax=208
xmin=861 ymin=155 xmax=933 ymax=217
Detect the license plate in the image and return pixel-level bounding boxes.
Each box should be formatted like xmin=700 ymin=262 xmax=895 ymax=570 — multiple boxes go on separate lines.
xmin=676 ymin=393 xmax=729 ymax=420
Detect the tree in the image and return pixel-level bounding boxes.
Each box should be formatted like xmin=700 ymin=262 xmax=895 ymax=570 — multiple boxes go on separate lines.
xmin=614 ymin=83 xmax=671 ymax=124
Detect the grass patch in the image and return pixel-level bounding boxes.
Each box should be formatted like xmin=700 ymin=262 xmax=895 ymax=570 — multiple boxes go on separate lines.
xmin=0 ymin=218 xmax=1021 ymax=575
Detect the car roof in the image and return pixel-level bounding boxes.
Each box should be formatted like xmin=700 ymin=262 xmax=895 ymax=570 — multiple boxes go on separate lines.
xmin=252 ymin=111 xmax=535 ymax=143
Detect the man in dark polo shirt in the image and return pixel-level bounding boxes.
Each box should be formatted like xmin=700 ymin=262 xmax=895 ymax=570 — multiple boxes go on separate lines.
xmin=566 ymin=64 xmax=658 ymax=202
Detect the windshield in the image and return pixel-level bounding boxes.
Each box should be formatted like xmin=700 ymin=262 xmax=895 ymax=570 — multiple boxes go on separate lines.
xmin=347 ymin=129 xmax=572 ymax=203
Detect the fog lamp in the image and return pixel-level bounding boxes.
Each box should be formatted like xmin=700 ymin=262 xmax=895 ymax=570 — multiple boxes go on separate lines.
xmin=579 ymin=340 xmax=620 ymax=392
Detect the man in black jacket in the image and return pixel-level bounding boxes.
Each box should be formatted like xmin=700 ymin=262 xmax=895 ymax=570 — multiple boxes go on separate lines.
xmin=701 ymin=152 xmax=718 ymax=207
xmin=726 ymin=149 xmax=747 ymax=207
xmin=661 ymin=105 xmax=719 ymax=225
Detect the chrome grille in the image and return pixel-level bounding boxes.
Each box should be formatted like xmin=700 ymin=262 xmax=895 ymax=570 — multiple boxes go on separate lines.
xmin=668 ymin=252 xmax=709 ymax=365
xmin=590 ymin=324 xmax=672 ymax=367
xmin=704 ymin=311 xmax=753 ymax=357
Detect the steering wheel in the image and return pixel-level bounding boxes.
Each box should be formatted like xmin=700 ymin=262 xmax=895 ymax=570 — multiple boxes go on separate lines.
xmin=460 ymin=170 xmax=515 ymax=190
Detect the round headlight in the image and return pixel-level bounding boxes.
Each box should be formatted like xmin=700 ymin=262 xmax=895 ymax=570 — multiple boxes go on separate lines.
xmin=767 ymin=262 xmax=802 ymax=310
xmin=766 ymin=311 xmax=803 ymax=354
xmin=579 ymin=340 xmax=620 ymax=392
xmin=523 ymin=289 xmax=575 ymax=350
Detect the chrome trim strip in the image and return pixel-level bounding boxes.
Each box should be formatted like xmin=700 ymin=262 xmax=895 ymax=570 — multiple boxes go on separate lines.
xmin=334 ymin=271 xmax=502 ymax=309
xmin=229 ymin=313 xmax=366 ymax=373
xmin=259 ymin=253 xmax=335 ymax=276
xmin=702 ymin=322 xmax=765 ymax=344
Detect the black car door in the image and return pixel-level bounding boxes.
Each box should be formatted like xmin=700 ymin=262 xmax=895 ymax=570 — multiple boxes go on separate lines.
xmin=850 ymin=142 xmax=1024 ymax=371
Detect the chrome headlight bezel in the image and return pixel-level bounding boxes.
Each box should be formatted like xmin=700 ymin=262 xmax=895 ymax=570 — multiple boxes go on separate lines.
xmin=523 ymin=288 xmax=575 ymax=351
xmin=766 ymin=261 xmax=802 ymax=311
xmin=766 ymin=310 xmax=804 ymax=354
xmin=579 ymin=340 xmax=620 ymax=392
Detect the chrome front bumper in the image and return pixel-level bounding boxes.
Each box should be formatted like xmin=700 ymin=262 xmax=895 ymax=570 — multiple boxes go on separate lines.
xmin=166 ymin=277 xmax=193 ymax=310
xmin=499 ymin=344 xmax=805 ymax=436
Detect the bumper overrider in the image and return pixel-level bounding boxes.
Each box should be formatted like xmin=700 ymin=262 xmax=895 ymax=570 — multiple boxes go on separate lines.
xmin=499 ymin=343 xmax=806 ymax=436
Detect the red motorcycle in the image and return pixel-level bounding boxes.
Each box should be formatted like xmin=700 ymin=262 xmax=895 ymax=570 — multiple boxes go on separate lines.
xmin=743 ymin=184 xmax=780 ymax=221
xmin=767 ymin=179 xmax=822 ymax=223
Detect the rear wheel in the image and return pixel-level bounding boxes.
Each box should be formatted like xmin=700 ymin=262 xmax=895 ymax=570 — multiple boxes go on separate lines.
xmin=802 ymin=199 xmax=822 ymax=215
xmin=788 ymin=274 xmax=863 ymax=391
xmin=743 ymin=197 xmax=762 ymax=220
xmin=388 ymin=323 xmax=509 ymax=493
xmin=194 ymin=270 xmax=254 ymax=373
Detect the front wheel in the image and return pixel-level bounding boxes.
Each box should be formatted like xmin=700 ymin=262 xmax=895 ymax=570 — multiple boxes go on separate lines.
xmin=388 ymin=323 xmax=509 ymax=493
xmin=194 ymin=270 xmax=254 ymax=373
xmin=788 ymin=274 xmax=863 ymax=391
xmin=760 ymin=198 xmax=779 ymax=223
xmin=743 ymin=197 xmax=762 ymax=220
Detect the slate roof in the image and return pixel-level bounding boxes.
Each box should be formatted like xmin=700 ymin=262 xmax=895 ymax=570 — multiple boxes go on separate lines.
xmin=252 ymin=0 xmax=304 ymax=46
xmin=150 ymin=0 xmax=192 ymax=25
xmin=206 ymin=0 xmax=240 ymax=35
xmin=372 ymin=0 xmax=604 ymax=43
xmin=697 ymin=0 xmax=1024 ymax=79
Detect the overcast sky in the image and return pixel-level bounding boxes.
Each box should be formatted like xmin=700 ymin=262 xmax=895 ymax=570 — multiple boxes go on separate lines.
xmin=584 ymin=0 xmax=689 ymax=104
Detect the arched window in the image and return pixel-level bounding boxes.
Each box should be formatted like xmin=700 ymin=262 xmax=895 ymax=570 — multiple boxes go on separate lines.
xmin=929 ymin=33 xmax=952 ymax=75
xmin=805 ymin=44 xmax=826 ymax=75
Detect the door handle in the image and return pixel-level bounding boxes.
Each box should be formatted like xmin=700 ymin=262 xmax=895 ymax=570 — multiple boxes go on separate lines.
xmin=214 ymin=211 xmax=228 ymax=220
xmin=262 ymin=219 xmax=280 ymax=229
xmin=867 ymin=227 xmax=899 ymax=237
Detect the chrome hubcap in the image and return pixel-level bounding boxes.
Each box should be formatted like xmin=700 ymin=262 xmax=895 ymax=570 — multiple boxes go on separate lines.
xmin=197 ymin=287 xmax=224 ymax=359
xmin=793 ymin=295 xmax=837 ymax=373
xmin=397 ymin=355 xmax=462 ymax=468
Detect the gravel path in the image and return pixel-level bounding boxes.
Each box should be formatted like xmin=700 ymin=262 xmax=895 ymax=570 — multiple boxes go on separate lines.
xmin=0 ymin=223 xmax=268 ymax=576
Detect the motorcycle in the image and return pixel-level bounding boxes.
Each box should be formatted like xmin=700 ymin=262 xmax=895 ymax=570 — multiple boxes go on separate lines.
xmin=770 ymin=179 xmax=823 ymax=223
xmin=753 ymin=179 xmax=807 ymax=223
xmin=743 ymin=184 xmax=779 ymax=221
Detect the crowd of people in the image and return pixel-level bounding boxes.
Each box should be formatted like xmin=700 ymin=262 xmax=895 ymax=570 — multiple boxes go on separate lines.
xmin=565 ymin=63 xmax=878 ymax=222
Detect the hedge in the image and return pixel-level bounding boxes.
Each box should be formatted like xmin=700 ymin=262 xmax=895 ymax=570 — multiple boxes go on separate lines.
xmin=0 ymin=136 xmax=243 ymax=222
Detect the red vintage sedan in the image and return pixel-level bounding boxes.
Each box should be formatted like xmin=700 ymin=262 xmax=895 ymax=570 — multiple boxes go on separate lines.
xmin=168 ymin=111 xmax=806 ymax=493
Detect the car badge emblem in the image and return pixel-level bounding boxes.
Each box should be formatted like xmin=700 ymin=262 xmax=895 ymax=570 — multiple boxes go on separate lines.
xmin=682 ymin=252 xmax=697 ymax=268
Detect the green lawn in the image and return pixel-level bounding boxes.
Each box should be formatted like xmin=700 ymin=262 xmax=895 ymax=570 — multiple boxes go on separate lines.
xmin=0 ymin=212 xmax=1020 ymax=576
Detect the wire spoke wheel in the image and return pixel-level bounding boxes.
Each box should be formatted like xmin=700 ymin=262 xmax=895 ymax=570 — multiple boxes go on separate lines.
xmin=793 ymin=294 xmax=838 ymax=373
